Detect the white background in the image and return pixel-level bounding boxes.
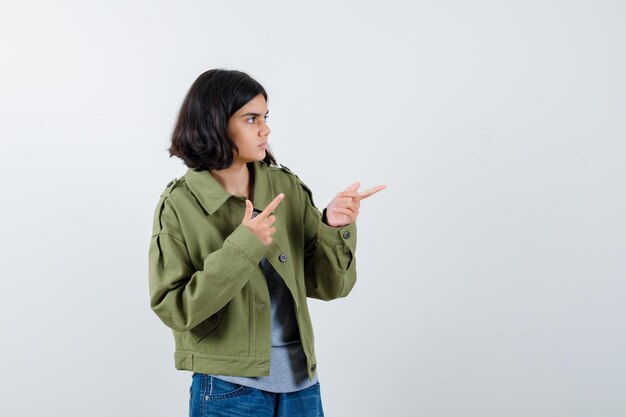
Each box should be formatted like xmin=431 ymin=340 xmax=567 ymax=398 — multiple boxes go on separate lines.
xmin=1 ymin=1 xmax=625 ymax=416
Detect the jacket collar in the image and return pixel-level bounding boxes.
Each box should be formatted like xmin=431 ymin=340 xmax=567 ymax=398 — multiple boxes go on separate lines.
xmin=184 ymin=161 xmax=274 ymax=215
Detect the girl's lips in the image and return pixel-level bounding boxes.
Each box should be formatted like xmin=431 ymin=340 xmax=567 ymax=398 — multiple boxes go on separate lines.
xmin=259 ymin=143 xmax=267 ymax=149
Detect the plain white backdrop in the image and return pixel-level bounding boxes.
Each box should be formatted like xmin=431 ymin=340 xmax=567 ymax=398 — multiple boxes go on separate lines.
xmin=1 ymin=0 xmax=625 ymax=416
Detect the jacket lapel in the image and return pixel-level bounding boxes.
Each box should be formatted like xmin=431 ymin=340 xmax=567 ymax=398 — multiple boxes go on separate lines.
xmin=184 ymin=168 xmax=230 ymax=215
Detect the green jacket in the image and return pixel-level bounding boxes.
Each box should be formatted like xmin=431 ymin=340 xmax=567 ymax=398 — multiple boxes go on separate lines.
xmin=148 ymin=161 xmax=357 ymax=380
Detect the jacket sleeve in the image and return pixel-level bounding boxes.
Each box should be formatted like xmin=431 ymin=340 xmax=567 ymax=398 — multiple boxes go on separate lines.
xmin=148 ymin=197 xmax=267 ymax=332
xmin=298 ymin=179 xmax=357 ymax=300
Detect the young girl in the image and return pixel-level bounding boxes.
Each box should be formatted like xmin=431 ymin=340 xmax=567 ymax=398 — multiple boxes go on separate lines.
xmin=149 ymin=69 xmax=384 ymax=417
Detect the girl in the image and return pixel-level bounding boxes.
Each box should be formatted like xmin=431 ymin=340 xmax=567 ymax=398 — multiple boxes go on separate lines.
xmin=149 ymin=69 xmax=384 ymax=417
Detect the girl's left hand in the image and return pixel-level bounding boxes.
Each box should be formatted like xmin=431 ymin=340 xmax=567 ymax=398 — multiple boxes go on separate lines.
xmin=325 ymin=182 xmax=386 ymax=227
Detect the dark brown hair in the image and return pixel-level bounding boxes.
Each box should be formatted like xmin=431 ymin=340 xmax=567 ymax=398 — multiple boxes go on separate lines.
xmin=169 ymin=69 xmax=277 ymax=170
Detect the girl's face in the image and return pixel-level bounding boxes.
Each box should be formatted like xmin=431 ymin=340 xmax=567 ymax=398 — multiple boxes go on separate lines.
xmin=227 ymin=94 xmax=271 ymax=165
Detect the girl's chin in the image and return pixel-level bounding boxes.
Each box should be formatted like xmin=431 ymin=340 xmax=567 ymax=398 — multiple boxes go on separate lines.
xmin=241 ymin=151 xmax=266 ymax=163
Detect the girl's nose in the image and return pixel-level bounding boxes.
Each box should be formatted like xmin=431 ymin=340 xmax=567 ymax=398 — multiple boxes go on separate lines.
xmin=260 ymin=122 xmax=271 ymax=136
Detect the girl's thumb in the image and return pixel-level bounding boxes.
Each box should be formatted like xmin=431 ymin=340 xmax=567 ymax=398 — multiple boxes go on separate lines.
xmin=243 ymin=199 xmax=253 ymax=222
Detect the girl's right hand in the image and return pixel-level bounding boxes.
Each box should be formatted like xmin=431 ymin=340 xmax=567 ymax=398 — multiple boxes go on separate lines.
xmin=241 ymin=193 xmax=284 ymax=246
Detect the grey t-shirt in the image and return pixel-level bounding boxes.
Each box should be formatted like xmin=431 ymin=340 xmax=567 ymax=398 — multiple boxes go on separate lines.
xmin=211 ymin=256 xmax=318 ymax=393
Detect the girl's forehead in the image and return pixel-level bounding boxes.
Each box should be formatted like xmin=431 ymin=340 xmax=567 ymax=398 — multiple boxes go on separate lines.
xmin=237 ymin=95 xmax=268 ymax=114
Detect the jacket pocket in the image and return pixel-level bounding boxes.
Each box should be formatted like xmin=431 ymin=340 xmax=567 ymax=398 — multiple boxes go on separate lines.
xmin=190 ymin=309 xmax=225 ymax=343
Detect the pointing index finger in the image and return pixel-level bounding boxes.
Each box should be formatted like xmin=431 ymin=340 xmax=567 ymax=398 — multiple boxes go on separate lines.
xmin=359 ymin=184 xmax=386 ymax=200
xmin=258 ymin=193 xmax=285 ymax=218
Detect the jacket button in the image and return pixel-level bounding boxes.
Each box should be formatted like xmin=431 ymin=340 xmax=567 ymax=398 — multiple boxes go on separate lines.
xmin=278 ymin=254 xmax=288 ymax=263
xmin=311 ymin=364 xmax=317 ymax=372
xmin=342 ymin=231 xmax=351 ymax=239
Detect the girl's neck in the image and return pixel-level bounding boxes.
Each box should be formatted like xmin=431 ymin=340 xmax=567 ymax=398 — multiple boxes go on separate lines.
xmin=210 ymin=161 xmax=254 ymax=200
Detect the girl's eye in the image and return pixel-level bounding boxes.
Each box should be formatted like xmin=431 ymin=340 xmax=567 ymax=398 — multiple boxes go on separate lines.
xmin=246 ymin=116 xmax=269 ymax=124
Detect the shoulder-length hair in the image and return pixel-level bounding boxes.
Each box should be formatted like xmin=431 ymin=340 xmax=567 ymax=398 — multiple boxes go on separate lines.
xmin=169 ymin=69 xmax=277 ymax=170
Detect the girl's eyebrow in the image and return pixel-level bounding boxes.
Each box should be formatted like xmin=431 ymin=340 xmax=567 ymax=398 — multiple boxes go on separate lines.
xmin=240 ymin=111 xmax=269 ymax=117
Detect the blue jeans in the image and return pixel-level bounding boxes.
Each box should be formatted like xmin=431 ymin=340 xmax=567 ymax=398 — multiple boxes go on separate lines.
xmin=189 ymin=373 xmax=325 ymax=417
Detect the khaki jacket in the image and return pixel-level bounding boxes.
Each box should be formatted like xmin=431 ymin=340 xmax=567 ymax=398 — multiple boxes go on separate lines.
xmin=148 ymin=161 xmax=357 ymax=380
